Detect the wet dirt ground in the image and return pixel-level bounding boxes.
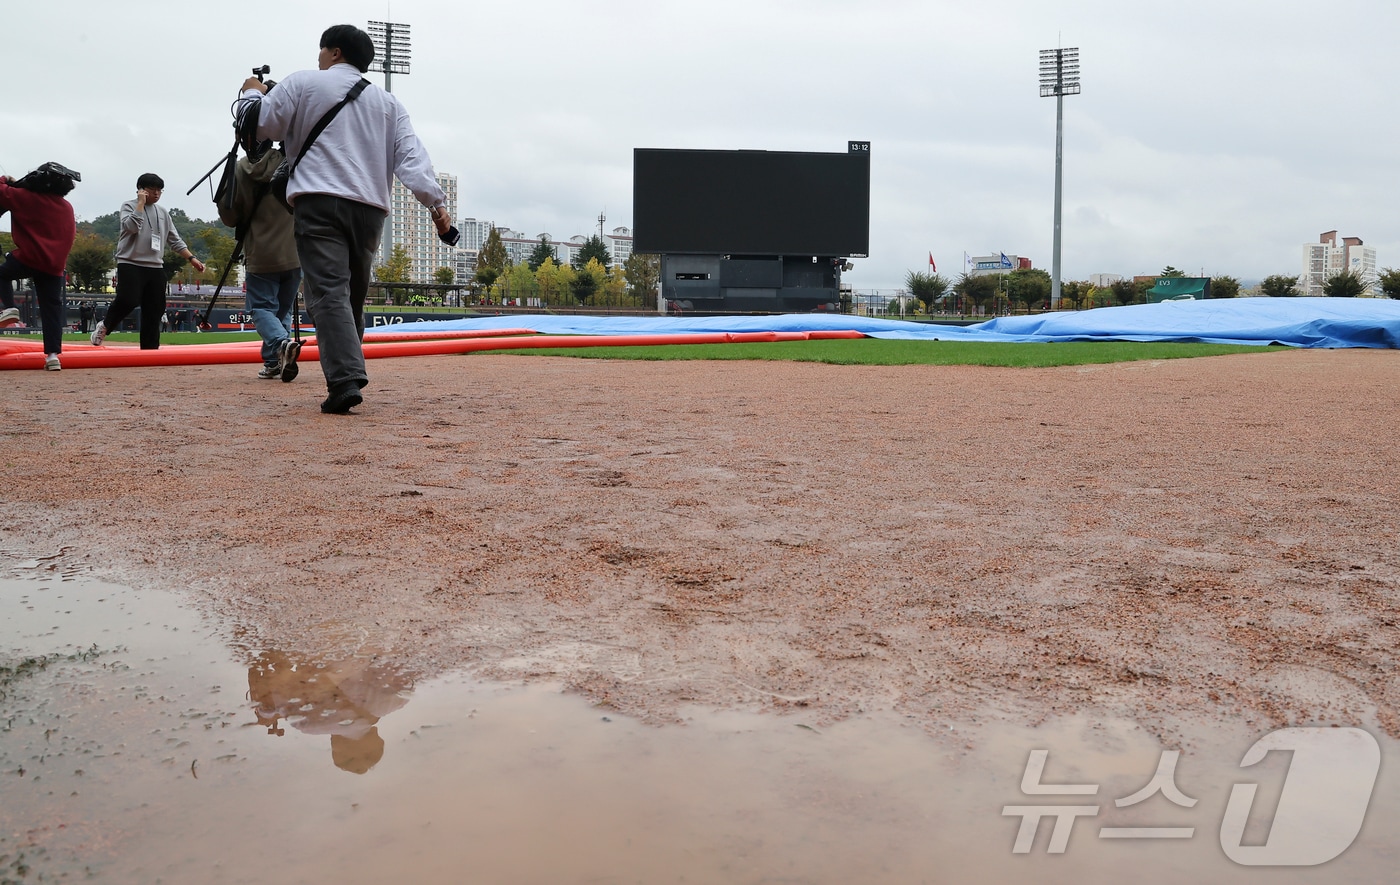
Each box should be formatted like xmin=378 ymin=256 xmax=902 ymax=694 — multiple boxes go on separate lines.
xmin=2 ymin=347 xmax=1400 ymax=881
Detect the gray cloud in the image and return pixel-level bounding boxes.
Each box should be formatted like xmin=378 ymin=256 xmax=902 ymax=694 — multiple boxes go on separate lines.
xmin=5 ymin=0 xmax=1396 ymax=289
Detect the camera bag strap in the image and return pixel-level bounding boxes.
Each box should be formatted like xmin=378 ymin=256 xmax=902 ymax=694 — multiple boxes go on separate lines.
xmin=286 ymin=78 xmax=371 ymax=181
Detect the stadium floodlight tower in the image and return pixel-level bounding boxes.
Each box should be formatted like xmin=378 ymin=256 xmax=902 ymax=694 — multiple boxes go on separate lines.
xmin=1039 ymin=46 xmax=1079 ymax=310
xmin=367 ymin=20 xmax=411 ymax=93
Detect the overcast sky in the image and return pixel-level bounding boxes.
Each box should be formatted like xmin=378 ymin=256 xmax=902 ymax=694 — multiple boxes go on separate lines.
xmin=4 ymin=0 xmax=1394 ymax=289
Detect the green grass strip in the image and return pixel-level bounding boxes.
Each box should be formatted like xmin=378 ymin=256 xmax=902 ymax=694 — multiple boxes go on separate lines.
xmin=481 ymin=338 xmax=1282 ymax=367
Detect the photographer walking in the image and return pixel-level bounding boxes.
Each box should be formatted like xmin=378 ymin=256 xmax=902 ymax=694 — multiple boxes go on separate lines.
xmin=0 ymin=163 xmax=79 ymax=371
xmin=217 ymin=142 xmax=303 ymax=381
xmin=238 ymin=24 xmax=455 ymax=414
xmin=91 ymin=174 xmax=206 ymax=350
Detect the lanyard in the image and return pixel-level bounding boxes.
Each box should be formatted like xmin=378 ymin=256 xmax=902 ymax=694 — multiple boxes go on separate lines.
xmin=144 ymin=205 xmax=161 ymax=252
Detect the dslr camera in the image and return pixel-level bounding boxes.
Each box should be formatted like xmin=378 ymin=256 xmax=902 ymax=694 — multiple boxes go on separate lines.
xmin=10 ymin=162 xmax=81 ymax=196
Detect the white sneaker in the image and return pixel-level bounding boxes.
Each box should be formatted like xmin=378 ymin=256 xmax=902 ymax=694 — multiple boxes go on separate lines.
xmin=45 ymin=354 xmax=61 ymax=371
xmin=277 ymin=338 xmax=302 ymax=382
xmin=0 ymin=307 xmax=19 ymax=327
xmin=90 ymin=322 xmax=108 ymax=346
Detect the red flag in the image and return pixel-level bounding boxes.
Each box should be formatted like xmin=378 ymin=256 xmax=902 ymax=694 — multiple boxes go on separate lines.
xmin=928 ymin=252 xmax=936 ymax=272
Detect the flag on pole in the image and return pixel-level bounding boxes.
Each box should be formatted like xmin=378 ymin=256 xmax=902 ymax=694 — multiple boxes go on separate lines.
xmin=928 ymin=252 xmax=936 ymax=272
xmin=1000 ymin=252 xmax=1013 ymax=268
xmin=964 ymin=252 xmax=973 ymax=270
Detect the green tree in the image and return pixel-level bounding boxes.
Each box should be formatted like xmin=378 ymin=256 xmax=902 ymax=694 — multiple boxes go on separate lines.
xmin=1007 ymin=267 xmax=1052 ymax=312
xmin=1259 ymin=274 xmax=1300 ymax=297
xmin=602 ymin=264 xmax=629 ymax=305
xmin=433 ymin=266 xmax=456 ymax=286
xmin=953 ymin=272 xmax=998 ymax=315
xmin=475 ymin=267 xmax=500 ymax=292
xmin=475 ymin=226 xmax=508 ymax=290
xmin=0 ymin=232 xmax=14 ymax=255
xmin=1159 ymin=266 xmax=1186 ymax=278
xmin=535 ymin=257 xmax=570 ymax=305
xmin=79 ymin=211 xmax=121 ymax=244
xmin=66 ymin=232 xmax=116 ymax=292
xmin=526 ymin=235 xmax=557 ymax=271
xmin=1377 ymin=268 xmax=1400 ymax=299
xmin=904 ymin=270 xmax=950 ymax=312
xmin=1322 ymin=269 xmax=1367 ymax=298
xmin=570 ymin=257 xmax=606 ymax=304
xmin=376 ymin=244 xmax=412 ymax=283
xmin=162 ymin=249 xmax=186 ymax=282
xmin=168 ymin=208 xmax=232 ymax=256
xmin=502 ymin=261 xmax=538 ymax=304
xmin=623 ymin=252 xmax=660 ymax=304
xmin=1059 ymin=280 xmax=1091 ymax=310
xmin=1110 ymin=279 xmax=1139 ymax=306
xmin=572 ymin=234 xmax=611 ymax=270
xmin=198 ymin=228 xmax=237 ymax=286
xmin=1209 ymin=275 xmax=1241 ymax=299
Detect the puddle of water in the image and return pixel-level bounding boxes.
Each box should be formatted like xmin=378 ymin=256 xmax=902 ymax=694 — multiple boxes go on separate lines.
xmin=1 ymin=564 xmax=1397 ymax=884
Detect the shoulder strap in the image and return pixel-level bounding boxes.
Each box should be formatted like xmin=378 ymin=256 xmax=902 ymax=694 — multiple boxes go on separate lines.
xmin=287 ymin=78 xmax=371 ymax=177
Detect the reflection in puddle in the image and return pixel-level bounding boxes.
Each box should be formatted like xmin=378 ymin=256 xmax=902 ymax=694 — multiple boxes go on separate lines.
xmin=248 ymin=651 xmax=414 ymax=774
xmin=1 ymin=564 xmax=1397 ymax=883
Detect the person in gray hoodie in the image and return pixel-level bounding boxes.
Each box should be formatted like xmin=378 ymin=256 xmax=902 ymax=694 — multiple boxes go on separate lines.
xmin=217 ymin=144 xmax=304 ymax=380
xmin=92 ymin=173 xmax=205 ymax=350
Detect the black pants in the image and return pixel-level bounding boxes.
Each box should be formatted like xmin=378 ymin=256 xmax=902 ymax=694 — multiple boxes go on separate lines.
xmin=104 ymin=263 xmax=167 ymax=350
xmin=293 ymin=194 xmax=385 ymax=392
xmin=0 ymin=253 xmax=66 ymax=355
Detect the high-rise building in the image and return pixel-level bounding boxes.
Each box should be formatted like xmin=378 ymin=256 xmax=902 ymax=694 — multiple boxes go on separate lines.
xmin=605 ymin=227 xmax=634 ymax=268
xmin=1303 ymin=231 xmax=1377 ymax=296
xmin=378 ymin=172 xmax=459 ymax=283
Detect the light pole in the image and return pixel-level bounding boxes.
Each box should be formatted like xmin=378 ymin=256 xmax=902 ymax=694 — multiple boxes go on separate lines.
xmin=1039 ymin=47 xmax=1080 ymax=310
xmin=367 ymin=20 xmax=411 ymax=93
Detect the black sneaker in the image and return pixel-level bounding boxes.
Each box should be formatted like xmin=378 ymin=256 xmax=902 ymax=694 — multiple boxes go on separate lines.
xmin=278 ymin=339 xmax=302 ymax=382
xmin=257 ymin=364 xmax=281 ymax=379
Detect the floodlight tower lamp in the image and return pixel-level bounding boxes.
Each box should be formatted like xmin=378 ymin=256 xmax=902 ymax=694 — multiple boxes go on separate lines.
xmin=1039 ymin=47 xmax=1080 ymax=310
xmin=367 ymin=20 xmax=412 ymax=92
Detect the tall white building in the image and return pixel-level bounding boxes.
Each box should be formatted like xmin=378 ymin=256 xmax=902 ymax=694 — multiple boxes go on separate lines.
xmin=605 ymin=226 xmax=634 ymax=267
xmin=379 ymin=172 xmax=460 ymax=283
xmin=1302 ymin=230 xmax=1377 ymax=296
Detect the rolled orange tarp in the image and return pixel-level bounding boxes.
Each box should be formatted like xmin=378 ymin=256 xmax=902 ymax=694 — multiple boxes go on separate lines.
xmin=0 ymin=343 xmax=274 ymax=370
xmin=1 ymin=328 xmax=870 ymax=369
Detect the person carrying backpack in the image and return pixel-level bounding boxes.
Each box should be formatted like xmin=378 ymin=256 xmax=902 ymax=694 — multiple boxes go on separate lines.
xmin=216 ymin=142 xmax=303 ymax=381
xmin=0 ymin=162 xmax=79 ymax=370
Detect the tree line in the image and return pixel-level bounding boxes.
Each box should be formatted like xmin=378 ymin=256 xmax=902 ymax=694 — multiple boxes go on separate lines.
xmin=444 ymin=228 xmax=660 ymax=307
xmin=901 ymin=265 xmax=1400 ymax=314
xmin=4 ymin=210 xmax=665 ymax=307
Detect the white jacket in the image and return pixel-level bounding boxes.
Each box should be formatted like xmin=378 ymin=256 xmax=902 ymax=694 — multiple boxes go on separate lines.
xmin=242 ymin=62 xmax=446 ymax=213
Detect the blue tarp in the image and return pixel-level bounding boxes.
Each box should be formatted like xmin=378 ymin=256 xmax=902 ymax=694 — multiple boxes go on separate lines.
xmin=363 ymin=297 xmax=1400 ymax=349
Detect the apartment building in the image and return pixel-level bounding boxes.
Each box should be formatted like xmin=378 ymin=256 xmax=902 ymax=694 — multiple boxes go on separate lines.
xmin=378 ymin=172 xmax=459 ymax=283
xmin=1302 ymin=231 xmax=1377 ymax=296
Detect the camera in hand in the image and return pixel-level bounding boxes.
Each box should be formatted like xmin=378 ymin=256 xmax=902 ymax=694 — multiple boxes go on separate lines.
xmin=252 ymin=64 xmax=277 ymax=90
